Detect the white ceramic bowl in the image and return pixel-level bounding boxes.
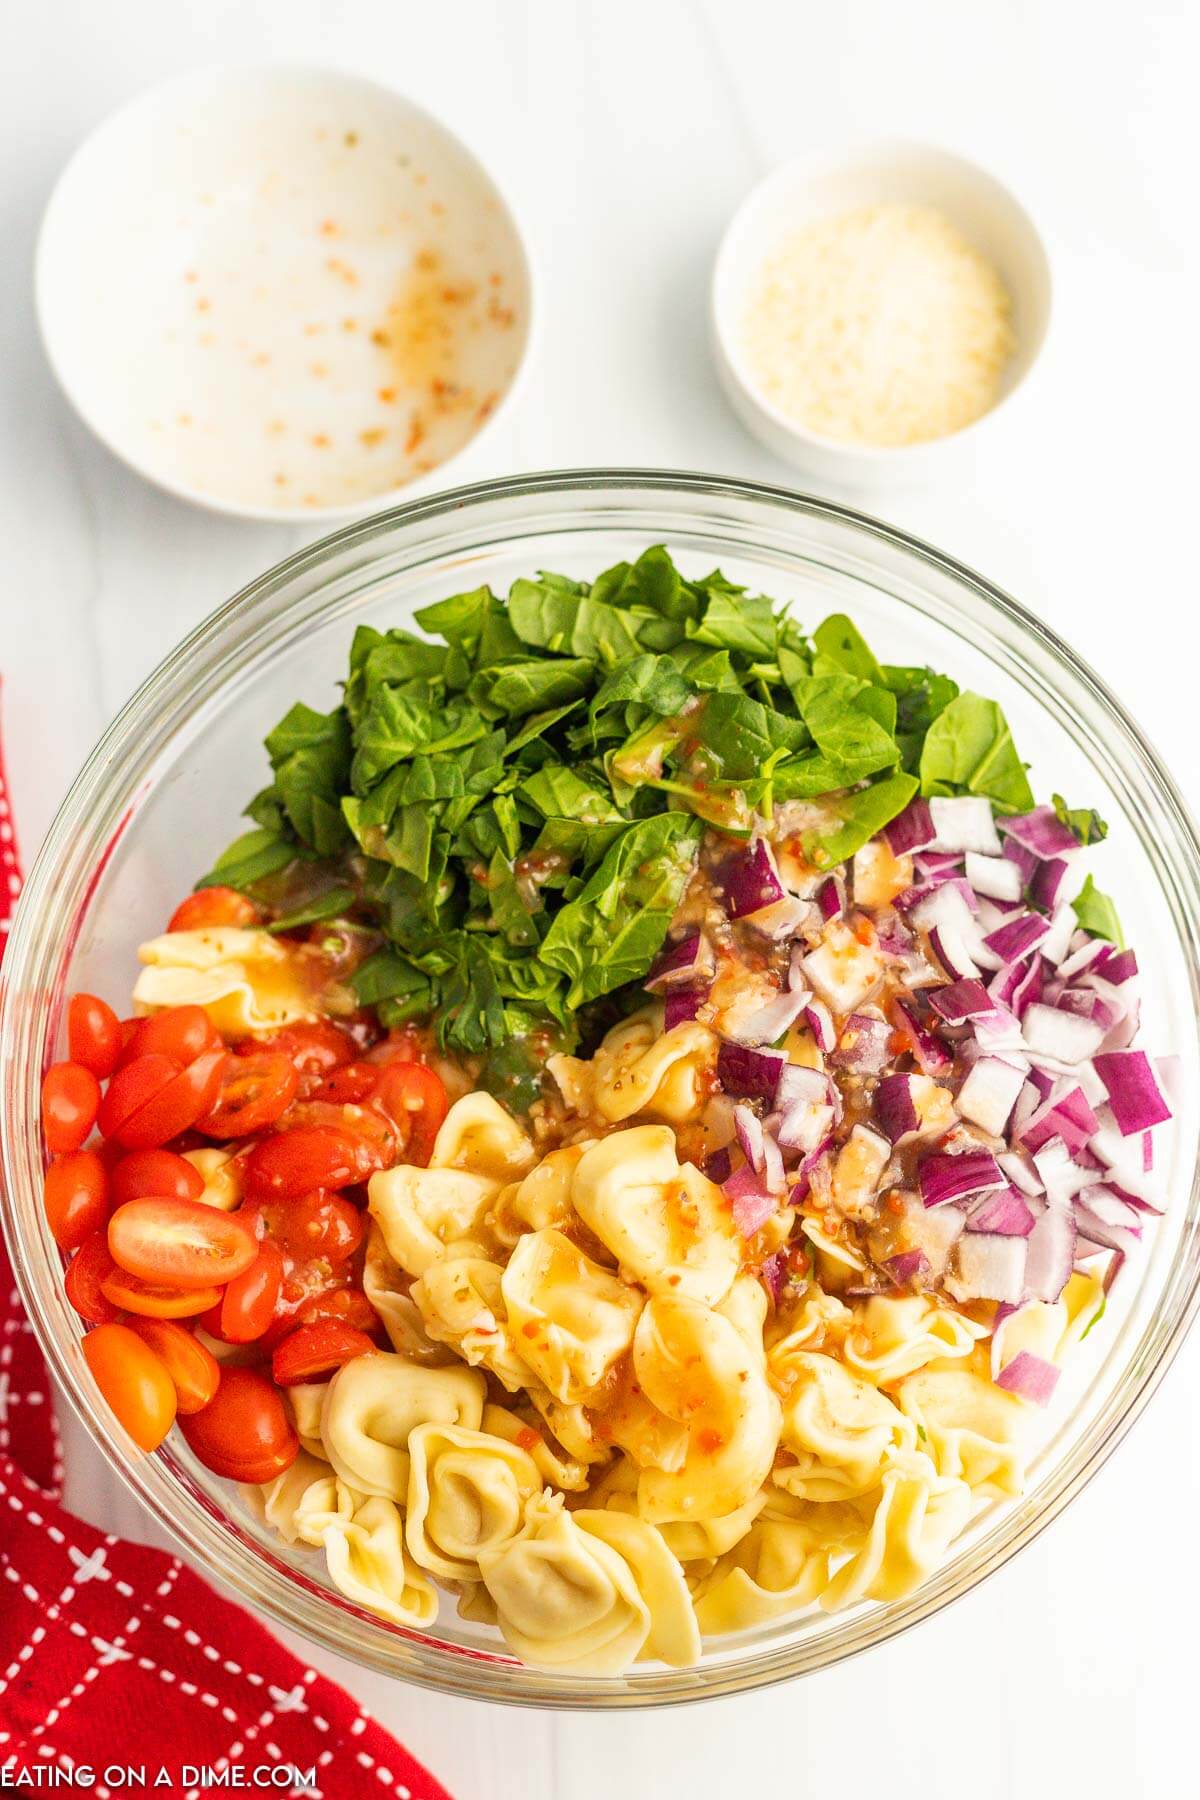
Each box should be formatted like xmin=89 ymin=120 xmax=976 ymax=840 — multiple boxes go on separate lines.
xmin=36 ymin=65 xmax=535 ymax=522
xmin=711 ymin=141 xmax=1052 ymax=489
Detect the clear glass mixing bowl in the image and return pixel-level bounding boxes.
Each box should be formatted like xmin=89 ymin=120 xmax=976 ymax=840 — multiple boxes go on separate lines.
xmin=3 ymin=470 xmax=1200 ymax=1707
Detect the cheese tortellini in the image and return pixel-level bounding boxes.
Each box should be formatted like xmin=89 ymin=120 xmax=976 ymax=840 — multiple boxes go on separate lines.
xmin=572 ymin=1127 xmax=741 ymax=1306
xmin=134 ymin=927 xmax=318 ymax=1034
xmin=246 ymin=1060 xmax=1098 ymax=1675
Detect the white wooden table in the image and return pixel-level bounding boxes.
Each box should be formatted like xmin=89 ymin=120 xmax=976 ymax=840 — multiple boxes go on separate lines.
xmin=3 ymin=3 xmax=1198 ymax=1794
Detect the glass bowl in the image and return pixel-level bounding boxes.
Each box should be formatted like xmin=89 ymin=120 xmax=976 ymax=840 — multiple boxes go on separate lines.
xmin=3 ymin=470 xmax=1200 ymax=1708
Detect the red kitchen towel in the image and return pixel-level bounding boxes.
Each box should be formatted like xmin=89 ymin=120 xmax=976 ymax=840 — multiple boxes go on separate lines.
xmin=0 ymin=703 xmax=452 ymax=1799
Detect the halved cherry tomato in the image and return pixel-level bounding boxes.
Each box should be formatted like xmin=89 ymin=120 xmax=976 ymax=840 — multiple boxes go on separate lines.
xmin=64 ymin=1231 xmax=121 ymax=1324
xmin=298 ymin=1286 xmax=381 ymax=1336
xmin=271 ymin=1319 xmax=377 ymax=1386
xmin=119 ymin=1005 xmax=219 ymax=1071
xmin=308 ymin=1062 xmax=379 ymax=1106
xmin=244 ymin=1125 xmax=380 ymax=1202
xmin=364 ymin=1025 xmax=426 ymax=1066
xmin=99 ymin=1054 xmax=182 ymax=1139
xmin=168 ymin=886 xmax=260 ymax=932
xmin=111 ymin=1148 xmax=205 ymax=1207
xmin=178 ymin=1366 xmax=298 ymax=1482
xmin=108 ymin=1196 xmax=259 ymax=1289
xmin=126 ymin=1318 xmax=220 ymax=1413
xmin=197 ymin=1052 xmax=298 ymax=1139
xmin=44 ymin=1150 xmax=110 ymax=1250
xmin=100 ymin=1271 xmax=224 ymax=1318
xmin=371 ymin=1062 xmax=448 ymax=1167
xmin=42 ymin=1061 xmax=101 ymax=1155
xmin=82 ymin=1322 xmax=177 ymax=1451
xmin=264 ymin=1191 xmax=365 ymax=1264
xmin=212 ymin=1238 xmax=285 ymax=1343
xmin=67 ymin=994 xmax=122 ymax=1079
xmin=102 ymin=1048 xmax=225 ymax=1150
xmin=251 ymin=1020 xmax=356 ymax=1080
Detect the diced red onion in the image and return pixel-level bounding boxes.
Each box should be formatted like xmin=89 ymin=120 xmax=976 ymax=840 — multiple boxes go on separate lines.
xmin=884 ymin=798 xmax=936 ymax=855
xmin=1040 ymin=903 xmax=1078 ymax=965
xmin=891 ymin=1000 xmax=952 ymax=1074
xmin=1092 ymin=1050 xmax=1173 ymax=1136
xmin=928 ymin=979 xmax=994 ymax=1024
xmin=804 ymin=1001 xmax=836 ymax=1054
xmin=724 ymin=1168 xmax=777 ymax=1238
xmin=999 ymin=807 xmax=1081 ymax=861
xmin=759 ymin=1249 xmax=787 ymax=1304
xmin=1057 ymin=937 xmax=1109 ymax=982
xmin=646 ymin=931 xmax=712 ymax=989
xmin=998 ymin=1149 xmax=1042 ymax=1196
xmin=720 ymin=838 xmax=785 ymax=920
xmin=1002 ymin=835 xmax=1038 ymax=888
xmin=953 ymin=1232 xmax=1026 ymax=1302
xmin=777 ymin=1099 xmax=835 ymax=1155
xmin=733 ymin=1104 xmax=765 ymax=1174
xmin=990 ymin=1299 xmax=1035 ymax=1379
xmin=1016 ymin=1083 xmax=1100 ymax=1154
xmin=727 ymin=986 xmax=808 ymax=1047
xmin=1023 ymin=1203 xmax=1076 ymax=1301
xmin=705 ymin=1146 xmax=732 ymax=1184
xmin=983 ymin=913 xmax=1050 ymax=964
xmin=664 ymin=985 xmax=709 ymax=1029
xmin=1022 ymin=1003 xmax=1106 ymax=1065
xmin=966 ymin=1186 xmax=1036 ymax=1236
xmin=777 ymin=1064 xmax=830 ymax=1107
xmin=930 ymin=795 xmax=1002 ymax=855
xmin=762 ymin=1131 xmax=786 ymax=1195
xmin=884 ymin=1249 xmax=929 ymax=1286
xmin=874 ymin=1073 xmax=919 ymax=1143
xmin=815 ymin=874 xmax=845 ymax=922
xmin=748 ymin=895 xmax=817 ymax=940
xmin=964 ymin=851 xmax=1023 ymax=901
xmin=919 ymin=1149 xmax=1004 ymax=1208
xmin=956 ymin=1056 xmax=1026 ymax=1135
xmin=831 ymin=1013 xmax=892 ymax=1074
xmin=995 ymin=1349 xmax=1060 ymax=1405
xmin=717 ymin=1041 xmax=785 ymax=1103
xmin=1093 ymin=946 xmax=1137 ymax=984
xmin=915 ymin=851 xmax=966 ymax=880
xmin=1030 ymin=857 xmax=1076 ymax=913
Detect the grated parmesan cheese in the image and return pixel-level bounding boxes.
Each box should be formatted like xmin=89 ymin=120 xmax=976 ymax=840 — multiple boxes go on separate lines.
xmin=741 ymin=204 xmax=1016 ymax=447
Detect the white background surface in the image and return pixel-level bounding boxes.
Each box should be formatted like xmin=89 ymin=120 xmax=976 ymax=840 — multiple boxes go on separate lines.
xmin=3 ymin=3 xmax=1199 ymax=1795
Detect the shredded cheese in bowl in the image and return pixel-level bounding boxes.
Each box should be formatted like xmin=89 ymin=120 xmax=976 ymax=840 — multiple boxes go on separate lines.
xmin=741 ymin=203 xmax=1016 ymax=448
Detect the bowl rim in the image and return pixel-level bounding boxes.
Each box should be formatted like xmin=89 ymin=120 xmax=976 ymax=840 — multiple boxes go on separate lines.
xmin=33 ymin=61 xmax=538 ymax=524
xmin=4 ymin=466 xmax=1200 ymax=1707
xmin=710 ymin=137 xmax=1054 ymax=466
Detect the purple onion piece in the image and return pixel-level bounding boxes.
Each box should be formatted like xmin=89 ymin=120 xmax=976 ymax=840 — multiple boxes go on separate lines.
xmin=995 ymin=1350 xmax=1061 ymax=1405
xmin=983 ymin=912 xmax=1050 ymax=963
xmin=965 ymin=1186 xmax=1036 ymax=1237
xmin=645 ymin=931 xmax=706 ymax=990
xmin=1091 ymin=1050 xmax=1173 ymax=1136
xmin=884 ymin=797 xmax=936 ymax=855
xmin=716 ymin=1040 xmax=786 ymax=1103
xmin=919 ymin=1149 xmax=1004 ymax=1208
xmin=999 ymin=806 xmax=1081 ymax=860
xmin=874 ymin=1073 xmax=919 ymax=1143
xmin=928 ymin=978 xmax=994 ymax=1024
xmin=884 ymin=1249 xmax=930 ymax=1287
xmin=831 ymin=1013 xmax=892 ymax=1074
xmin=664 ymin=984 xmax=710 ymax=1030
xmin=720 ymin=838 xmax=785 ymax=920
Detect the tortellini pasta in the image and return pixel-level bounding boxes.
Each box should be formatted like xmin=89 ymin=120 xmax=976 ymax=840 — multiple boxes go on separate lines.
xmin=771 ymin=1350 xmax=917 ymax=1501
xmin=133 ymin=928 xmax=318 ymax=1034
xmin=842 ymin=1295 xmax=989 ymax=1386
xmin=572 ymin=1127 xmax=741 ymax=1306
xmin=897 ymin=1369 xmax=1029 ymax=1497
xmin=501 ymin=1230 xmax=642 ymax=1404
xmin=818 ymin=1457 xmax=972 ymax=1610
xmin=406 ymin=1423 xmax=541 ymax=1580
xmin=429 ymin=1091 xmax=537 ymax=1185
xmin=477 ymin=1492 xmax=697 ymax=1673
xmin=411 ymin=1255 xmax=535 ymax=1392
xmin=249 ymin=1038 xmax=1106 ymax=1672
xmin=368 ymin=1163 xmax=500 ymax=1277
xmin=633 ymin=1295 xmax=781 ymax=1523
xmin=320 ymin=1352 xmax=486 ymax=1500
xmin=559 ymin=1007 xmax=718 ymax=1126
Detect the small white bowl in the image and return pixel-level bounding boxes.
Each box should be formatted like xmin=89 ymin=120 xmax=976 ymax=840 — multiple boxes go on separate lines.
xmin=36 ymin=66 xmax=535 ymax=522
xmin=711 ymin=141 xmax=1052 ymax=489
